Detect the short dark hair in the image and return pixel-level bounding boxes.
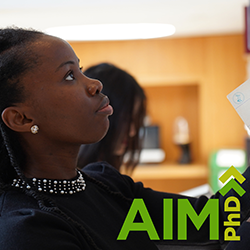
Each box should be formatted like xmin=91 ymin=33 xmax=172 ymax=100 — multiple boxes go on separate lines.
xmin=77 ymin=63 xmax=146 ymax=172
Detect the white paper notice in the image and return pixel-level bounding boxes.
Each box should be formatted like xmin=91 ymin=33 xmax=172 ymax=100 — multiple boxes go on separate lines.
xmin=227 ymin=78 xmax=250 ymax=129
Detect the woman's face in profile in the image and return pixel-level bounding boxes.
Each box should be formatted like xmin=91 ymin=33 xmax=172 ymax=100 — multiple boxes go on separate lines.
xmin=20 ymin=35 xmax=113 ymax=146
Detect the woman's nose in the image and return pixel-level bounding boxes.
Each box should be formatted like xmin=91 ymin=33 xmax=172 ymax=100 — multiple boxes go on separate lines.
xmin=87 ymin=79 xmax=103 ymax=96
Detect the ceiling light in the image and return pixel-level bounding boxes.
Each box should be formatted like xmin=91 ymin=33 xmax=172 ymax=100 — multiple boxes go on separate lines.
xmin=45 ymin=23 xmax=176 ymax=41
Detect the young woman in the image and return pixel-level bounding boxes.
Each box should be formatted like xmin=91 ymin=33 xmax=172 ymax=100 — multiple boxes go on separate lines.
xmin=77 ymin=63 xmax=146 ymax=172
xmin=0 ymin=27 xmax=250 ymax=250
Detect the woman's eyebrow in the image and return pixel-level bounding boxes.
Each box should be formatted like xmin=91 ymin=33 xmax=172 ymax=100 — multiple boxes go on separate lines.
xmin=55 ymin=58 xmax=80 ymax=72
xmin=55 ymin=61 xmax=75 ymax=72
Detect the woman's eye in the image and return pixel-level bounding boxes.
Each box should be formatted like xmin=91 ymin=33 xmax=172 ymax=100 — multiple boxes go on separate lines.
xmin=65 ymin=71 xmax=74 ymax=81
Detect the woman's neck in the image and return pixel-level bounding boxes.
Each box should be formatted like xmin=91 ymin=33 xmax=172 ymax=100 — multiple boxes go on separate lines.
xmin=24 ymin=156 xmax=78 ymax=179
xmin=23 ymin=144 xmax=79 ymax=179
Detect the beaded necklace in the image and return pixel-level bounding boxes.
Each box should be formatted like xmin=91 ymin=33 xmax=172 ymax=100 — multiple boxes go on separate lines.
xmin=11 ymin=169 xmax=86 ymax=195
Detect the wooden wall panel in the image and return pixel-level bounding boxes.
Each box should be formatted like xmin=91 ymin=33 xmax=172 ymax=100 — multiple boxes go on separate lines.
xmin=200 ymin=35 xmax=247 ymax=162
xmin=69 ymin=34 xmax=247 ymax=165
xmin=143 ymin=85 xmax=199 ymax=163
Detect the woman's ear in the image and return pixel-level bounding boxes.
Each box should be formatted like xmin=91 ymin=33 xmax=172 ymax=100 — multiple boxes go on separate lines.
xmin=1 ymin=107 xmax=33 ymax=133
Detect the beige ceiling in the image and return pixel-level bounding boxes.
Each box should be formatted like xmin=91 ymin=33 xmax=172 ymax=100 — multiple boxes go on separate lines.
xmin=0 ymin=0 xmax=249 ymax=38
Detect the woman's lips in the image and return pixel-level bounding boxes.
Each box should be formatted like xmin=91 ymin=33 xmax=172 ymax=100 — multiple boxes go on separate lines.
xmin=97 ymin=96 xmax=113 ymax=115
xmin=98 ymin=104 xmax=113 ymax=115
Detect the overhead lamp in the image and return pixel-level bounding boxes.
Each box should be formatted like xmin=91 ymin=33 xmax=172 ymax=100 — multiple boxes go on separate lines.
xmin=45 ymin=23 xmax=176 ymax=41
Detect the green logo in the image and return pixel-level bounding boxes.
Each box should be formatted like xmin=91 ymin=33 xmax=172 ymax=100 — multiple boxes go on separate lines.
xmin=219 ymin=166 xmax=245 ymax=241
xmin=117 ymin=166 xmax=245 ymax=241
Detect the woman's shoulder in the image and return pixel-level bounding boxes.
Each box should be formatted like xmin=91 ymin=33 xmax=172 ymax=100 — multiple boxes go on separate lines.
xmin=0 ymin=190 xmax=55 ymax=223
xmin=0 ymin=190 xmax=53 ymax=230
xmin=0 ymin=190 xmax=45 ymax=234
xmin=82 ymin=161 xmax=124 ymax=178
xmin=82 ymin=161 xmax=143 ymax=198
xmin=0 ymin=190 xmax=38 ymax=214
xmin=0 ymin=190 xmax=83 ymax=249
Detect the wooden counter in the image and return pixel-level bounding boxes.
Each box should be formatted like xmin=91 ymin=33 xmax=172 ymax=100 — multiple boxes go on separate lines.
xmin=125 ymin=164 xmax=208 ymax=193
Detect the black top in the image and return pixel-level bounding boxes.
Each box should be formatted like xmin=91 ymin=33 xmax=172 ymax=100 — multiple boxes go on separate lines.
xmin=225 ymin=220 xmax=250 ymax=249
xmin=0 ymin=162 xmax=250 ymax=250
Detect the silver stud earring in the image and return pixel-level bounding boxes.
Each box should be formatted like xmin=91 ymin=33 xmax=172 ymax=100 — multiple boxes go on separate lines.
xmin=30 ymin=125 xmax=39 ymax=134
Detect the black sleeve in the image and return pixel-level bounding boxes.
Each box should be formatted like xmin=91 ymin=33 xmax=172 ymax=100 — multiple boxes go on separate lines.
xmin=225 ymin=220 xmax=250 ymax=250
xmin=83 ymin=162 xmax=250 ymax=248
xmin=0 ymin=206 xmax=88 ymax=250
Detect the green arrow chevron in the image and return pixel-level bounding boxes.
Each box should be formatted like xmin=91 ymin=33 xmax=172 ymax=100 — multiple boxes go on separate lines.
xmin=219 ymin=179 xmax=246 ymax=197
xmin=219 ymin=166 xmax=245 ymax=184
